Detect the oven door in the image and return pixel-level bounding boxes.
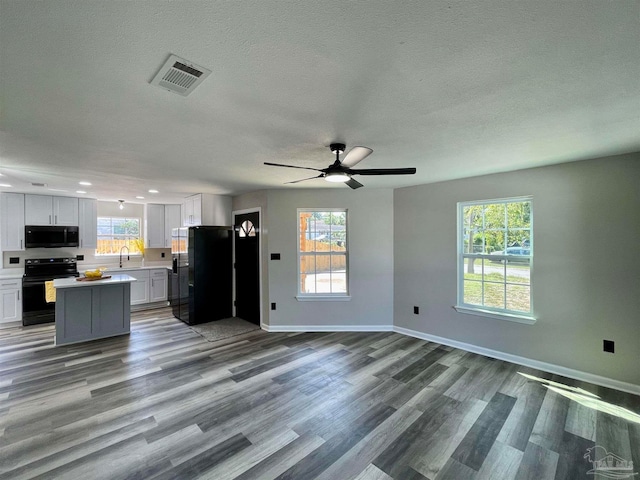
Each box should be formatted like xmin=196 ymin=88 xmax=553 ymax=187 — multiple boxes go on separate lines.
xmin=22 ymin=279 xmax=55 ymax=325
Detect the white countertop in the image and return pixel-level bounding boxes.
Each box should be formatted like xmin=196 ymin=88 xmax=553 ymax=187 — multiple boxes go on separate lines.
xmin=80 ymin=264 xmax=172 ymax=273
xmin=53 ymin=274 xmax=136 ymax=289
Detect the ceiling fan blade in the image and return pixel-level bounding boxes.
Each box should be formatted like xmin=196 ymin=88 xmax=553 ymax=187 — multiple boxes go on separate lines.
xmin=346 ymin=178 xmax=364 ymax=190
xmin=349 ymin=167 xmax=416 ymax=176
xmin=284 ymin=174 xmax=324 ymax=184
xmin=341 ymin=146 xmax=373 ymax=168
xmin=264 ymin=162 xmax=323 ymax=172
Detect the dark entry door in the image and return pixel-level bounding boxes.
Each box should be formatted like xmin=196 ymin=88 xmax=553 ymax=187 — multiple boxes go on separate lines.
xmin=234 ymin=212 xmax=260 ymax=325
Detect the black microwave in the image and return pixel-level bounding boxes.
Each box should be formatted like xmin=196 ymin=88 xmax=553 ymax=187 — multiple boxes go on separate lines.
xmin=25 ymin=225 xmax=79 ymax=248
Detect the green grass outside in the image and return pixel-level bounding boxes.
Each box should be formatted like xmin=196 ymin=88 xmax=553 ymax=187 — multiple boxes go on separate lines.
xmin=464 ymin=279 xmax=530 ymax=312
xmin=463 ymin=272 xmax=529 ymax=284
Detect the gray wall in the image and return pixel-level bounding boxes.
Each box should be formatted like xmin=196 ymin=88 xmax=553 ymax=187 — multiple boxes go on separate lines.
xmin=394 ymin=153 xmax=640 ymax=385
xmin=265 ymin=188 xmax=394 ymax=327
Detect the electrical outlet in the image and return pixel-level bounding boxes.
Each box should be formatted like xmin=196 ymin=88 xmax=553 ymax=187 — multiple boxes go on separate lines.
xmin=414 ymin=306 xmax=419 ymax=315
xmin=161 ymin=252 xmax=165 ymax=258
xmin=271 ymin=302 xmax=276 ymax=311
xmin=603 ymin=340 xmax=615 ymax=353
xmin=76 ymin=255 xmax=84 ymax=261
xmin=9 ymin=257 xmax=19 ymax=264
xmin=270 ymin=253 xmax=281 ymax=260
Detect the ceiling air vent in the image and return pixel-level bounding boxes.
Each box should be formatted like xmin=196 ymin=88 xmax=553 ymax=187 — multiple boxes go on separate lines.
xmin=150 ymin=54 xmax=212 ymax=96
xmin=31 ymin=183 xmax=47 ymax=187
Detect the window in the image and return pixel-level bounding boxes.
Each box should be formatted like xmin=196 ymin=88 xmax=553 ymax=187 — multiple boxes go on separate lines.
xmin=96 ymin=217 xmax=142 ymax=255
xmin=457 ymin=197 xmax=533 ymax=321
xmin=298 ymin=209 xmax=348 ymax=297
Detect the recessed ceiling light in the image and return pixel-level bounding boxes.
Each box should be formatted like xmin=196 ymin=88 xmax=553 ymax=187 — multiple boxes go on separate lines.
xmin=0 ymin=173 xmax=4 ymax=176
xmin=148 ymin=189 xmax=159 ymax=193
xmin=136 ymin=196 xmax=145 ymax=199
xmin=79 ymin=181 xmax=92 ymax=186
xmin=76 ymin=190 xmax=86 ymax=194
xmin=0 ymin=183 xmax=12 ymax=188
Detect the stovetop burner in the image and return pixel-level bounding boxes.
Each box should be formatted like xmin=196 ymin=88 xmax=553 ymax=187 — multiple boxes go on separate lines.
xmin=23 ymin=257 xmax=78 ymax=279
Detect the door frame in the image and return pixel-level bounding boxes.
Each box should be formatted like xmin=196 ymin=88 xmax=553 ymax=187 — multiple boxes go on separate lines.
xmin=232 ymin=207 xmax=263 ymax=329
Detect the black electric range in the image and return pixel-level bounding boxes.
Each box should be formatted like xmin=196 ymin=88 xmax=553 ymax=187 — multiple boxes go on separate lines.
xmin=22 ymin=257 xmax=79 ymax=326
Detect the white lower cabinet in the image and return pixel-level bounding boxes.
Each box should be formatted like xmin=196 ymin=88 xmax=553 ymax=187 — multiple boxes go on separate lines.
xmin=0 ymin=279 xmax=22 ymax=323
xmin=150 ymin=269 xmax=168 ymax=302
xmin=119 ymin=269 xmax=149 ymax=305
xmin=117 ymin=268 xmax=167 ymax=306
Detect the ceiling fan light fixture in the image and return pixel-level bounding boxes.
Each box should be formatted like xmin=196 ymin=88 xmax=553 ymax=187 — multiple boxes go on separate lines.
xmin=325 ymin=172 xmax=350 ymax=183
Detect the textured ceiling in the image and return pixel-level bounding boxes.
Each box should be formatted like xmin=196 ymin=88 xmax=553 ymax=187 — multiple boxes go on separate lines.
xmin=1 ymin=0 xmax=639 ymax=203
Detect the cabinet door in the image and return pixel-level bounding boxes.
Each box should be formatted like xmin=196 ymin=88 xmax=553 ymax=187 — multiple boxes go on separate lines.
xmin=0 ymin=288 xmax=21 ymax=323
xmin=130 ymin=277 xmax=149 ymax=305
xmin=164 ymin=205 xmax=181 ymax=247
xmin=53 ymin=197 xmax=79 ymax=225
xmin=120 ymin=270 xmax=150 ymax=305
xmin=25 ymin=194 xmax=53 ymax=225
xmin=78 ymin=198 xmax=97 ymax=249
xmin=146 ymin=204 xmax=165 ymax=248
xmin=182 ymin=198 xmax=193 ymax=226
xmin=150 ymin=270 xmax=168 ymax=302
xmin=1 ymin=193 xmax=25 ymax=251
xmin=191 ymin=195 xmax=202 ymax=226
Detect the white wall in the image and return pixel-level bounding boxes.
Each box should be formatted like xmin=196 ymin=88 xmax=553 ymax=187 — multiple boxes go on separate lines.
xmin=394 ymin=152 xmax=640 ymax=385
xmin=98 ymin=200 xmax=144 ymax=218
xmin=265 ymin=188 xmax=394 ymax=328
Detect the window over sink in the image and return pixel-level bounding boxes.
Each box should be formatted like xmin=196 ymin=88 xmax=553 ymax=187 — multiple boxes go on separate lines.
xmin=96 ymin=217 xmax=142 ymax=255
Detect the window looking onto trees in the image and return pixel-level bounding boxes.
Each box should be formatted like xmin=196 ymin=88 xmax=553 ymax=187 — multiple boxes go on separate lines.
xmin=96 ymin=217 xmax=142 ymax=255
xmin=298 ymin=210 xmax=348 ymax=295
xmin=458 ymin=198 xmax=532 ymax=316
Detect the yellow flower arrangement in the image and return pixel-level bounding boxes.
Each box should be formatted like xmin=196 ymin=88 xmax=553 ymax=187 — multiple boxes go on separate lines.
xmin=131 ymin=238 xmax=145 ymax=256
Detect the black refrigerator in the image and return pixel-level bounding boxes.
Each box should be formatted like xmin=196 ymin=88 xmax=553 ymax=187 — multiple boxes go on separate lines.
xmin=171 ymin=226 xmax=232 ymax=325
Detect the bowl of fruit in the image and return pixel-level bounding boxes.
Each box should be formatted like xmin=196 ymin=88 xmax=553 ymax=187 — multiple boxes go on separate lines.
xmin=84 ymin=269 xmax=105 ymax=279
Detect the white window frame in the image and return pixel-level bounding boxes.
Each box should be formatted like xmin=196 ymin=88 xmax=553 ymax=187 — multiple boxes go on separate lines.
xmin=296 ymin=208 xmax=350 ymax=301
xmin=96 ymin=216 xmax=143 ymax=256
xmin=454 ymin=196 xmax=536 ymax=324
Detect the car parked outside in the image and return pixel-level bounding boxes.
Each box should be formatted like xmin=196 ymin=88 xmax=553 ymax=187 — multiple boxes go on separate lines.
xmin=489 ymin=246 xmax=531 ymax=263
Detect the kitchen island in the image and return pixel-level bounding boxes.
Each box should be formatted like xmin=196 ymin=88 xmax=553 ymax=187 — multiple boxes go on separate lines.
xmin=53 ymin=274 xmax=135 ymax=346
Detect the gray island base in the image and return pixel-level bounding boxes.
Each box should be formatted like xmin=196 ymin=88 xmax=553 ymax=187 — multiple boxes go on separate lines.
xmin=53 ymin=274 xmax=136 ymax=346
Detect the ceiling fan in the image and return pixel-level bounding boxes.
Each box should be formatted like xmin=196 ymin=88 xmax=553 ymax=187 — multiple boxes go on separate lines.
xmin=264 ymin=143 xmax=417 ymax=189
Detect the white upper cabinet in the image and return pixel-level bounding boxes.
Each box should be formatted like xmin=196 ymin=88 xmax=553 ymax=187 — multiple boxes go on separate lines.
xmin=182 ymin=195 xmax=197 ymax=226
xmin=145 ymin=204 xmax=165 ymax=248
xmin=1 ymin=193 xmax=25 ymax=251
xmin=53 ymin=197 xmax=79 ymax=225
xmin=25 ymin=195 xmax=78 ymax=226
xmin=164 ymin=205 xmax=181 ymax=248
xmin=78 ymin=198 xmax=97 ymax=249
xmin=182 ymin=194 xmax=231 ymax=226
xmin=24 ymin=195 xmax=52 ymax=225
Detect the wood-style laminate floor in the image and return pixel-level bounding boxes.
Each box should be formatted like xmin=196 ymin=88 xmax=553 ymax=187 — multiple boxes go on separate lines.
xmin=1 ymin=308 xmax=638 ymax=479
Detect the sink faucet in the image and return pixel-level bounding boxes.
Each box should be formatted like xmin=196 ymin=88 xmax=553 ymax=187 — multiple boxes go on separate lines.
xmin=119 ymin=246 xmax=130 ymax=268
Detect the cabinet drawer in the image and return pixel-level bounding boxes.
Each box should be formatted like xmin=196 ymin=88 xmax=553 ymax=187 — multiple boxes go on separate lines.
xmin=150 ymin=269 xmax=167 ymax=277
xmin=0 ymin=280 xmax=21 ymax=290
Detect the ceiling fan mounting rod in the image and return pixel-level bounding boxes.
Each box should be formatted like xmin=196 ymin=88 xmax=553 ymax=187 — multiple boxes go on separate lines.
xmin=329 ymin=143 xmax=346 ymax=167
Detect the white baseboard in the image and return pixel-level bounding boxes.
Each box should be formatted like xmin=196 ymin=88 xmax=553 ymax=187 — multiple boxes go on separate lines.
xmin=393 ymin=325 xmax=640 ymax=396
xmin=262 ymin=324 xmax=393 ymax=333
